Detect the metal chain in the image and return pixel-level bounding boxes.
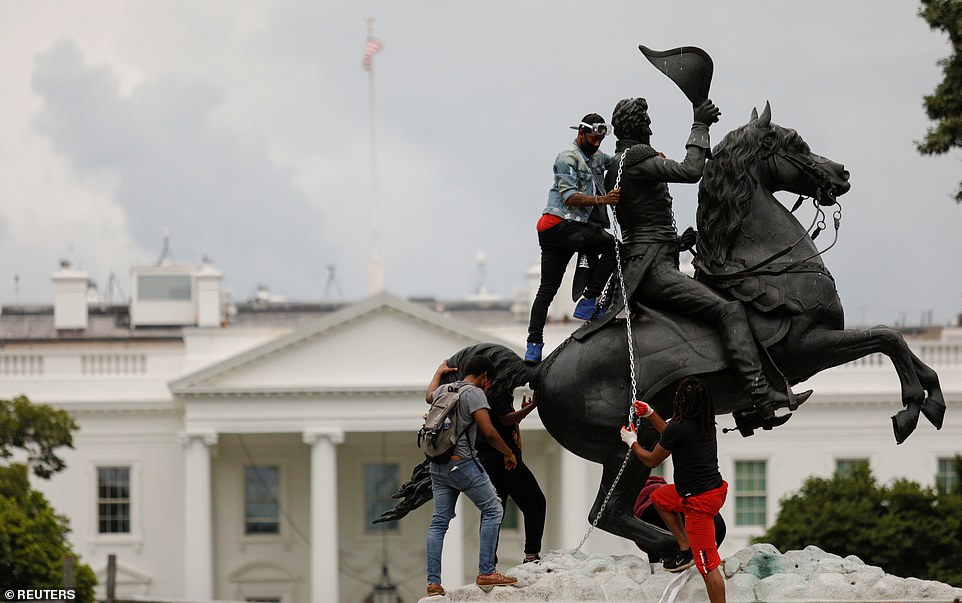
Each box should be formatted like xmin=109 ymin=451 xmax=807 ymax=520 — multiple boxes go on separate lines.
xmin=573 ymin=148 xmax=641 ymax=554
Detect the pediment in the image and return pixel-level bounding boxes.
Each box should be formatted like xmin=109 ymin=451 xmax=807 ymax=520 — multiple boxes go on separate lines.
xmin=170 ymin=292 xmax=517 ymax=394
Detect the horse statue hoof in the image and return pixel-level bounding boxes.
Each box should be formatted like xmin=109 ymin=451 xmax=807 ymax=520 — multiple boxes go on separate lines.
xmin=892 ymin=402 xmax=922 ymax=445
xmin=921 ymin=397 xmax=946 ymax=430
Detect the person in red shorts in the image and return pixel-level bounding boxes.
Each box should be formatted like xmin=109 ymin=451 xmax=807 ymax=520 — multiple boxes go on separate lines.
xmin=631 ymin=474 xmax=727 ymax=563
xmin=620 ymin=377 xmax=728 ymax=603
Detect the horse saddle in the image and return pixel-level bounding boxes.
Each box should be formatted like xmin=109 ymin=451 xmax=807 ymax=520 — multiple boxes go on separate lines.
xmin=572 ymin=301 xmax=790 ymax=405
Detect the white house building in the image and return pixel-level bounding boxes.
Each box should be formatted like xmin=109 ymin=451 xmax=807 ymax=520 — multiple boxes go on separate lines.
xmin=1 ymin=259 xmax=960 ymax=603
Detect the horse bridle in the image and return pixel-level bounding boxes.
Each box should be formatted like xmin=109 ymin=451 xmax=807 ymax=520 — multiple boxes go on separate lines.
xmin=700 ymin=133 xmax=843 ymax=281
xmin=773 ymin=146 xmax=838 ymax=206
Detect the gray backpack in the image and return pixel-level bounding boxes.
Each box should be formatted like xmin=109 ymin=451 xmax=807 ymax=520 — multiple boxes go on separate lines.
xmin=418 ymin=383 xmax=476 ymax=463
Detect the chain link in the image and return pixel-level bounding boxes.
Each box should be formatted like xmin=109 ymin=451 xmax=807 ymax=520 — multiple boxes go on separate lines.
xmin=573 ymin=149 xmax=641 ymax=554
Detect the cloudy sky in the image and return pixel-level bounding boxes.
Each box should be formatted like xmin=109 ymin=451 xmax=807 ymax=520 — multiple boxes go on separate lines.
xmin=1 ymin=1 xmax=960 ymax=326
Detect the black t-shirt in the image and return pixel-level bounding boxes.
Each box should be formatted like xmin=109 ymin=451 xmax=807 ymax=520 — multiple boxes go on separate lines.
xmin=476 ymin=391 xmax=521 ymax=462
xmin=659 ymin=417 xmax=723 ymax=497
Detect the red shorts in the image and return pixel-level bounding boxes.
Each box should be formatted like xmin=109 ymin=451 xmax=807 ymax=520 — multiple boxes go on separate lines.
xmin=650 ymin=481 xmax=728 ymax=575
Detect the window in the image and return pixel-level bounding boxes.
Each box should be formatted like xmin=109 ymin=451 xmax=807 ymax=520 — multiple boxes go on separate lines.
xmin=245 ymin=465 xmax=280 ymax=535
xmin=835 ymin=458 xmax=869 ymax=475
xmin=97 ymin=466 xmax=131 ymax=534
xmin=937 ymin=457 xmax=961 ymax=492
xmin=734 ymin=460 xmax=767 ymax=527
xmin=365 ymin=464 xmax=399 ymax=532
xmin=137 ymin=275 xmax=191 ymax=300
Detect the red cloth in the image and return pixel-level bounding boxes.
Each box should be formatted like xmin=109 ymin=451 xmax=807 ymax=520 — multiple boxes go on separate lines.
xmin=536 ymin=213 xmax=563 ymax=232
xmin=633 ymin=475 xmax=668 ymax=518
xmin=650 ymin=481 xmax=728 ymax=575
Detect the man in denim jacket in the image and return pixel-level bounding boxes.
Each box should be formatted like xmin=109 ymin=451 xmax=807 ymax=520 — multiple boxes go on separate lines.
xmin=525 ymin=113 xmax=621 ymax=364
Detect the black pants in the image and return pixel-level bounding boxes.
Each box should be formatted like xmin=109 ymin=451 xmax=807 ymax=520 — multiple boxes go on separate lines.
xmin=527 ymin=220 xmax=616 ymax=343
xmin=481 ymin=457 xmax=547 ymax=556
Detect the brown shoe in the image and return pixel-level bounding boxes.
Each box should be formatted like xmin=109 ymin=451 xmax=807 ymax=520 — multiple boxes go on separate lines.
xmin=476 ymin=572 xmax=517 ymax=592
xmin=426 ymin=583 xmax=445 ymax=596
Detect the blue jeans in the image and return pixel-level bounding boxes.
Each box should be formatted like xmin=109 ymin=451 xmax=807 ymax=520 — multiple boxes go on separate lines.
xmin=426 ymin=458 xmax=503 ymax=585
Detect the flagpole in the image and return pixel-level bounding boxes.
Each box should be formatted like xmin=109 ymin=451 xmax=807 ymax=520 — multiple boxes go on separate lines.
xmin=366 ymin=18 xmax=384 ymax=295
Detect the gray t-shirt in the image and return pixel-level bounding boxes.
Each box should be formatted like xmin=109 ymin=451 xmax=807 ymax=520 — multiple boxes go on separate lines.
xmin=431 ymin=381 xmax=490 ymax=459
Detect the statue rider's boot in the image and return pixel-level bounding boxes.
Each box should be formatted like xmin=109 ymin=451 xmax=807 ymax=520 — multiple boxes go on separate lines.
xmin=717 ymin=302 xmax=812 ymax=419
xmin=751 ymin=384 xmax=813 ymax=420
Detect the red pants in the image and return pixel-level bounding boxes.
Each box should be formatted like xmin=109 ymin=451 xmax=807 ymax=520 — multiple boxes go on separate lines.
xmin=650 ymin=481 xmax=728 ymax=575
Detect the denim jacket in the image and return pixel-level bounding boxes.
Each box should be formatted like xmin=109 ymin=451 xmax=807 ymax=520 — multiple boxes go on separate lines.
xmin=542 ymin=141 xmax=613 ymax=223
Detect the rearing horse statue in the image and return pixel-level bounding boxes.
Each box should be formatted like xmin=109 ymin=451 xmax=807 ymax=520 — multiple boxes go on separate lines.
xmin=384 ymin=104 xmax=945 ymax=558
xmin=693 ymin=102 xmax=944 ymax=443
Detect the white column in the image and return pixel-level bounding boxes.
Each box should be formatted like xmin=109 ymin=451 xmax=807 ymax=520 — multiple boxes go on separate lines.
xmin=182 ymin=430 xmax=218 ymax=600
xmin=560 ymin=449 xmax=590 ymax=550
xmin=303 ymin=429 xmax=344 ymax=603
xmin=441 ymin=497 xmax=466 ymax=587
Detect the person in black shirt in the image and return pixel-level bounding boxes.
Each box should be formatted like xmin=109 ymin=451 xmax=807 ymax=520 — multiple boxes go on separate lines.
xmin=620 ymin=377 xmax=728 ymax=603
xmin=477 ymin=391 xmax=547 ymax=564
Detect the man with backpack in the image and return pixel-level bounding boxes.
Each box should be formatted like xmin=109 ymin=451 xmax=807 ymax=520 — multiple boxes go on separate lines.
xmin=423 ymin=356 xmax=519 ymax=596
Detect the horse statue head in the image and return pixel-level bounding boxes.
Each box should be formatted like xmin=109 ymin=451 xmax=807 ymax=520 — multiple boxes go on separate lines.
xmin=696 ymin=102 xmax=851 ymax=270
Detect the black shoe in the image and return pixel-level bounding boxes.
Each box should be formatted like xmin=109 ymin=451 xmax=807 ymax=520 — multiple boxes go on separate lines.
xmin=523 ymin=553 xmax=541 ymax=564
xmin=663 ymin=548 xmax=694 ymax=573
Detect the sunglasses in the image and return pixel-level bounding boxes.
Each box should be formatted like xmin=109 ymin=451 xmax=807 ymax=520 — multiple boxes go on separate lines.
xmin=578 ymin=122 xmax=609 ymax=136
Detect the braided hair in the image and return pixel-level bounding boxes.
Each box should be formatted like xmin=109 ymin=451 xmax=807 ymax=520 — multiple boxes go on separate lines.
xmin=670 ymin=377 xmax=716 ymax=439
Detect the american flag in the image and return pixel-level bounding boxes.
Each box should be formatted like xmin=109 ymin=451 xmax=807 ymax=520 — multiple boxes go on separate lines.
xmin=362 ymin=38 xmax=383 ymax=71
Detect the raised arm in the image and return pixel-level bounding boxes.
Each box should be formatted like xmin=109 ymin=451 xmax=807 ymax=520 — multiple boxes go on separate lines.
xmin=498 ymin=395 xmax=538 ymax=427
xmin=425 ymin=360 xmax=458 ymax=403
xmin=633 ymin=399 xmax=667 ymax=434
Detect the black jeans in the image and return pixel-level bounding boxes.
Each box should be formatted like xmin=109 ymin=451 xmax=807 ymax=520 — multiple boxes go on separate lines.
xmin=527 ymin=220 xmax=616 ymax=344
xmin=481 ymin=456 xmax=547 ymax=556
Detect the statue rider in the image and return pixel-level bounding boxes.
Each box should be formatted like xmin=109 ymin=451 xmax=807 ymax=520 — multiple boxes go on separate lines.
xmin=599 ymin=97 xmax=811 ymax=419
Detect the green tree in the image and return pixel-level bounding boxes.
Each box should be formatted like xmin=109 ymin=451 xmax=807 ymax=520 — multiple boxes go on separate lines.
xmin=0 ymin=396 xmax=96 ymax=600
xmin=755 ymin=462 xmax=962 ymax=586
xmin=0 ymin=395 xmax=77 ymax=478
xmin=918 ymin=0 xmax=962 ymax=202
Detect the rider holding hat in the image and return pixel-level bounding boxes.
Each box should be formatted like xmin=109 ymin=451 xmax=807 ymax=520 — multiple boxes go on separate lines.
xmin=589 ymin=97 xmax=811 ymax=419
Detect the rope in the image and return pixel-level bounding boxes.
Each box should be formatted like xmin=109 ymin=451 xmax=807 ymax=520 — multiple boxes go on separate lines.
xmin=659 ymin=566 xmax=697 ymax=603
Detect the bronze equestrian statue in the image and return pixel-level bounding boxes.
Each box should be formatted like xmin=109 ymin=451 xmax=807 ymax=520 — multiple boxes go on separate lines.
xmin=379 ymin=49 xmax=945 ymax=562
